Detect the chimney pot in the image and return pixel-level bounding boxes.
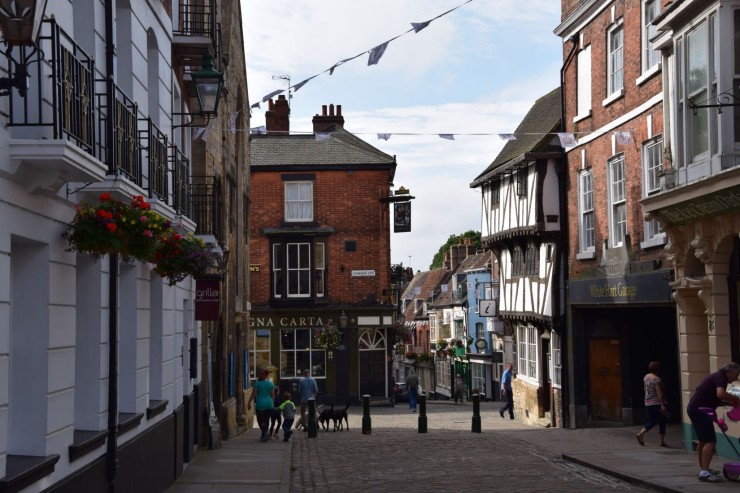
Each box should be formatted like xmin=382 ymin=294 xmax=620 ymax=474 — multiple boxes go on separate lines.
xmin=337 ymin=105 xmax=342 ymax=116
xmin=322 ymin=105 xmax=327 ymax=116
xmin=329 ymin=104 xmax=335 ymax=116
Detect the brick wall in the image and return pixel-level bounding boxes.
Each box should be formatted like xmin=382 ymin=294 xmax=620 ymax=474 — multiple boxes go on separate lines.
xmin=561 ymin=0 xmax=669 ymax=279
xmin=250 ymin=168 xmax=392 ymax=305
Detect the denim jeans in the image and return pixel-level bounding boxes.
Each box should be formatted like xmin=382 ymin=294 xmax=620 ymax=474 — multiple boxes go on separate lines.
xmin=408 ymin=388 xmax=418 ymax=410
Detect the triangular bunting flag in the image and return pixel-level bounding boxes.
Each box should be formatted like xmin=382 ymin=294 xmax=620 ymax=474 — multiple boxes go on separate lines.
xmin=439 ymin=134 xmax=455 ymax=140
xmin=250 ymin=101 xmax=260 ymax=109
xmin=556 ymin=132 xmax=577 ymax=147
xmin=368 ymin=41 xmax=390 ymax=66
xmin=377 ymin=133 xmax=391 ymax=141
xmin=498 ymin=134 xmax=516 ymax=141
xmin=615 ymin=131 xmax=632 ymax=145
xmin=315 ymin=132 xmax=331 ymax=141
xmin=250 ymin=125 xmax=266 ymax=135
xmin=411 ymin=21 xmax=431 ymax=33
xmin=261 ymin=89 xmax=284 ymax=103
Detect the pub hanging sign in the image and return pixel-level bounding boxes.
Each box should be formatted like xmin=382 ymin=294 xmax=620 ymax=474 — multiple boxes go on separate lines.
xmin=195 ymin=278 xmax=220 ymax=320
xmin=394 ymin=201 xmax=411 ymax=233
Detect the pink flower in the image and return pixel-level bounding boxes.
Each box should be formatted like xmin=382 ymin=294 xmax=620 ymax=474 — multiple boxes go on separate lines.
xmin=142 ymin=230 xmax=153 ymax=237
xmin=140 ymin=215 xmax=148 ymax=222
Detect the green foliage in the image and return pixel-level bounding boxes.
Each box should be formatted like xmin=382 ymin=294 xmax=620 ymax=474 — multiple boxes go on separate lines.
xmin=429 ymin=230 xmax=482 ymax=269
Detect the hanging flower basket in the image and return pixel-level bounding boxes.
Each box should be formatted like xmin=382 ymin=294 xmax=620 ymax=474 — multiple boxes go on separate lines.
xmin=64 ymin=193 xmax=170 ymax=262
xmin=151 ymin=233 xmax=218 ymax=285
xmin=436 ymin=339 xmax=448 ymax=350
xmin=314 ymin=320 xmax=342 ymax=351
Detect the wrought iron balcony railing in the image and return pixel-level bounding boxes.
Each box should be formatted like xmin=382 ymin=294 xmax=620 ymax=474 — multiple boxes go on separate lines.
xmin=96 ymin=79 xmax=141 ymax=183
xmin=7 ymin=19 xmax=194 ymax=220
xmin=171 ymin=146 xmax=191 ymax=216
xmin=10 ymin=19 xmax=95 ymax=155
xmin=140 ymin=118 xmax=169 ymax=201
xmin=190 ymin=175 xmax=223 ymax=243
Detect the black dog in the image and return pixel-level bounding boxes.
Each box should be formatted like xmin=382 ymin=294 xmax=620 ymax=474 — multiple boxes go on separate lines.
xmin=317 ymin=403 xmax=333 ymax=431
xmin=332 ymin=401 xmax=351 ymax=431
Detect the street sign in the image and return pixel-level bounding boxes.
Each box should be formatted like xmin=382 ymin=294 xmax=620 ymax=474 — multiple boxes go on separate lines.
xmin=478 ymin=299 xmax=498 ymax=317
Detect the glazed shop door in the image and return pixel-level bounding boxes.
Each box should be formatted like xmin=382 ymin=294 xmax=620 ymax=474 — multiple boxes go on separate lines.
xmin=589 ymin=339 xmax=622 ymax=421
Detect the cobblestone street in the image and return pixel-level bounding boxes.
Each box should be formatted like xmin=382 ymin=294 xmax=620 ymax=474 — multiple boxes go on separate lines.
xmin=290 ymin=401 xmax=652 ymax=492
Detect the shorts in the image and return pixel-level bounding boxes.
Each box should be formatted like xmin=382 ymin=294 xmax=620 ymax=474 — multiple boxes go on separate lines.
xmin=688 ymin=407 xmax=716 ymax=443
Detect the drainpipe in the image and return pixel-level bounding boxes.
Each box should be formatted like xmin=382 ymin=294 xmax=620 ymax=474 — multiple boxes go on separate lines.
xmin=558 ymin=34 xmax=578 ymax=429
xmin=105 ymin=0 xmax=118 ymax=490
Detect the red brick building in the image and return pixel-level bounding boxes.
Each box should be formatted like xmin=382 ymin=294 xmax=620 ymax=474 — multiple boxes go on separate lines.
xmin=248 ymin=96 xmax=398 ymax=404
xmin=556 ymin=0 xmax=678 ymax=428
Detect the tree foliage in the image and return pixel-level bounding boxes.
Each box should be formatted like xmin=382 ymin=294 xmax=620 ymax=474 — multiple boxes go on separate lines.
xmin=429 ymin=230 xmax=482 ymax=269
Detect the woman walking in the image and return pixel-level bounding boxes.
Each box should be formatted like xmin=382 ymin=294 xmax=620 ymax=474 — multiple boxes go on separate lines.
xmin=636 ymin=361 xmax=668 ymax=447
xmin=248 ymin=369 xmax=275 ymax=442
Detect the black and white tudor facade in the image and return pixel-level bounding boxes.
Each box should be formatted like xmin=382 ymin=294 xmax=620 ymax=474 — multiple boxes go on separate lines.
xmin=470 ymin=88 xmax=567 ymax=427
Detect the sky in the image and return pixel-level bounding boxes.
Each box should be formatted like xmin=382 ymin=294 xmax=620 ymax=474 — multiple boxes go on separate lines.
xmin=243 ymin=0 xmax=563 ymax=271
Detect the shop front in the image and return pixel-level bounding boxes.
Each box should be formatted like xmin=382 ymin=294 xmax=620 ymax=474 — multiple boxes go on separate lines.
xmin=568 ymin=269 xmax=679 ymax=428
xmin=248 ymin=309 xmax=395 ymax=405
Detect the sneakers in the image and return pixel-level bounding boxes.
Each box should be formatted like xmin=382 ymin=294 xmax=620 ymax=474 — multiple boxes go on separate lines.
xmin=698 ymin=473 xmax=720 ymax=482
xmin=708 ymin=469 xmax=721 ymax=476
xmin=499 ymin=411 xmax=504 ymax=419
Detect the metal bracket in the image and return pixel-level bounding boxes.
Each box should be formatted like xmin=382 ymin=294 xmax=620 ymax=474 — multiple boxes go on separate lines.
xmin=690 ymin=89 xmax=740 ymax=115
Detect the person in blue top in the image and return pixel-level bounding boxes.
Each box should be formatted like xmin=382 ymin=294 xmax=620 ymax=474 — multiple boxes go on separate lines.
xmin=298 ymin=369 xmax=318 ymax=431
xmin=248 ymin=369 xmax=275 ymax=442
xmin=499 ymin=362 xmax=514 ymax=420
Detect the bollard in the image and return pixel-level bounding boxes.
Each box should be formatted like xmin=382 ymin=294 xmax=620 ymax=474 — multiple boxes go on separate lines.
xmin=471 ymin=393 xmax=481 ymax=433
xmin=418 ymin=393 xmax=427 ymax=433
xmin=362 ymin=395 xmax=372 ymax=434
xmin=308 ymin=398 xmax=318 ymax=438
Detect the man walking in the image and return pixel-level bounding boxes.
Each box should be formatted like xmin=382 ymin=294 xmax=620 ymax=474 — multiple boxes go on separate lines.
xmin=499 ymin=362 xmax=514 ymax=419
xmin=686 ymin=362 xmax=740 ymax=482
xmin=406 ymin=369 xmax=419 ymax=413
xmin=298 ymin=368 xmax=318 ymax=431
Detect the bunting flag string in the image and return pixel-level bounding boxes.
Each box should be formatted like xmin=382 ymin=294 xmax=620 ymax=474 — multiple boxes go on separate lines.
xmin=254 ymin=0 xmax=473 ymax=105
xmin=242 ymin=121 xmax=636 ymax=146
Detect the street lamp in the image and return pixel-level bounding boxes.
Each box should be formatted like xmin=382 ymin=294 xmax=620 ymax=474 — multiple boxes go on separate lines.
xmin=190 ymin=50 xmax=223 ymax=117
xmin=0 ymin=0 xmax=48 ymax=97
xmin=339 ymin=311 xmax=348 ymax=329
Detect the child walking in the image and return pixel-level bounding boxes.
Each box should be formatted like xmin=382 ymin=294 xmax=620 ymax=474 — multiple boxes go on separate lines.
xmin=269 ymin=391 xmax=283 ymax=439
xmin=279 ymin=391 xmax=296 ymax=442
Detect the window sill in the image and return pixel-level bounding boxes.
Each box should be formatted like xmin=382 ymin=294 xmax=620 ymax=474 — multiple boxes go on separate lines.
xmin=147 ymin=399 xmax=169 ymax=420
xmin=636 ymin=63 xmax=661 ymax=86
xmin=576 ymin=250 xmax=596 ymax=260
xmin=602 ymin=88 xmax=625 ymax=107
xmin=640 ymin=234 xmax=667 ymax=250
xmin=0 ymin=454 xmax=60 ymax=492
xmin=68 ymin=429 xmax=107 ymax=462
xmin=118 ymin=412 xmax=144 ymax=435
xmin=573 ymin=110 xmax=591 ymax=123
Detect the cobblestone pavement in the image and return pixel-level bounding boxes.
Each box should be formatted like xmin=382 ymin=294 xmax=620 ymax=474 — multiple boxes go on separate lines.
xmin=290 ymin=401 xmax=653 ymax=492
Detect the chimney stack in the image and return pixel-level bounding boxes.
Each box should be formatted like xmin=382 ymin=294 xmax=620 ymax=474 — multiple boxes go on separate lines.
xmin=265 ymin=95 xmax=290 ymax=134
xmin=312 ymin=103 xmax=345 ymax=132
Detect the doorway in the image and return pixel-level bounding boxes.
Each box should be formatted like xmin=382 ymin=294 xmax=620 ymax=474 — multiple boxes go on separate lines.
xmin=589 ymin=338 xmax=622 ymax=421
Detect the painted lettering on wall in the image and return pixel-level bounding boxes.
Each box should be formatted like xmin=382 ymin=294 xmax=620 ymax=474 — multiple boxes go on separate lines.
xmin=249 ymin=316 xmax=324 ymax=328
xmin=659 ymin=188 xmax=740 ymax=225
xmin=588 ymin=282 xmax=638 ymax=300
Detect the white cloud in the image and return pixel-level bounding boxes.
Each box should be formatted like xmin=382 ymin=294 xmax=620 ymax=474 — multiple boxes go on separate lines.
xmin=245 ymin=0 xmax=562 ymax=270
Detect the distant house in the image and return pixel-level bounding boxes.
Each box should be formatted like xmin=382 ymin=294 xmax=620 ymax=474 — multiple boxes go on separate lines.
xmin=249 ymin=97 xmax=398 ymax=404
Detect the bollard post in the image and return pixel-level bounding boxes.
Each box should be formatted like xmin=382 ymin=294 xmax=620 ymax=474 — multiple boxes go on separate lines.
xmin=308 ymin=398 xmax=318 ymax=438
xmin=471 ymin=393 xmax=481 ymax=433
xmin=362 ymin=395 xmax=372 ymax=434
xmin=418 ymin=393 xmax=427 ymax=433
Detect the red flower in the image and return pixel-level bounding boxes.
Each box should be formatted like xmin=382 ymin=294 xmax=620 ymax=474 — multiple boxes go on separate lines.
xmin=100 ymin=192 xmax=112 ymax=201
xmin=106 ymin=223 xmax=118 ymax=233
